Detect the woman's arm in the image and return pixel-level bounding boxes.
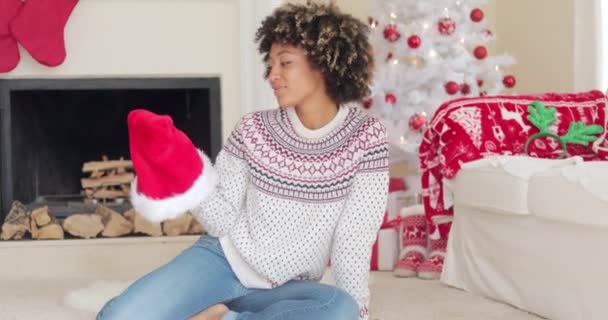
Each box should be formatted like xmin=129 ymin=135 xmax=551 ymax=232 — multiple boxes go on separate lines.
xmin=331 ymin=121 xmax=389 ymax=320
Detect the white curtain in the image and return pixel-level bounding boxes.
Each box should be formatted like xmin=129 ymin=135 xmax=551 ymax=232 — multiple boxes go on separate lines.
xmin=573 ymin=0 xmax=604 ymax=91
xmin=601 ymin=0 xmax=608 ymax=91
xmin=239 ymin=0 xmax=282 ymax=115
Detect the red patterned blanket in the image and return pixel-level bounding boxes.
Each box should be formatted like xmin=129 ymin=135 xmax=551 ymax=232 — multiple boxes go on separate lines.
xmin=419 ymin=90 xmax=608 ymax=238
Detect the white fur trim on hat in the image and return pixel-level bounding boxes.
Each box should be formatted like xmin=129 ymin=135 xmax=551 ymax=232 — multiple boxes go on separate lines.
xmin=129 ymin=150 xmax=219 ymax=222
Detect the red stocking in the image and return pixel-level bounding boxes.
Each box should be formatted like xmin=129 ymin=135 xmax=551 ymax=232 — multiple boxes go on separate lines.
xmin=10 ymin=0 xmax=79 ymax=67
xmin=0 ymin=0 xmax=23 ymax=72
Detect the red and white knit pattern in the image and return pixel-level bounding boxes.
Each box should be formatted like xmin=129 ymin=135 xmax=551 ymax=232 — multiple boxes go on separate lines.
xmin=417 ymin=238 xmax=447 ymax=279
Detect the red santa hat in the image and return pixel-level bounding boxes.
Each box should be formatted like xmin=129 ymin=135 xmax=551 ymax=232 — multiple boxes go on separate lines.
xmin=127 ymin=109 xmax=218 ymax=222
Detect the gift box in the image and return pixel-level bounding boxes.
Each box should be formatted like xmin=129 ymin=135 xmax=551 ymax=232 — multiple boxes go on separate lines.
xmin=386 ymin=178 xmax=407 ymax=221
xmin=369 ymin=178 xmax=408 ymax=271
xmin=370 ymin=213 xmax=401 ymax=271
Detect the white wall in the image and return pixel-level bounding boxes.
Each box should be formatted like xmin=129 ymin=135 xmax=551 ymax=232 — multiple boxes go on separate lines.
xmin=0 ymin=0 xmax=241 ymax=141
xmin=494 ymin=0 xmax=575 ymax=93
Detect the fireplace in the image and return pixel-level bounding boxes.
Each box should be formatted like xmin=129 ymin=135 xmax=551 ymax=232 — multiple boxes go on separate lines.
xmin=0 ymin=78 xmax=221 ymax=221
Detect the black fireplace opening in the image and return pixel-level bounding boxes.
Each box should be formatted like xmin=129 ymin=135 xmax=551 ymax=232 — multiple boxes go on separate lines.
xmin=0 ymin=78 xmax=221 ymax=221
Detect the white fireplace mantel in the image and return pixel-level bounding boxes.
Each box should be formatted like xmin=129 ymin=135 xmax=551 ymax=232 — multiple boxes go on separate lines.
xmin=0 ymin=0 xmax=280 ymax=142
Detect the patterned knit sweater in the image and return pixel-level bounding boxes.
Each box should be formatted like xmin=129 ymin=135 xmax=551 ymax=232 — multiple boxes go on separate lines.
xmin=192 ymin=105 xmax=389 ymax=319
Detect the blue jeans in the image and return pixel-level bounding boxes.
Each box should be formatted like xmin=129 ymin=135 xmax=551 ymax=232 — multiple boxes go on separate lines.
xmin=97 ymin=235 xmax=358 ymax=320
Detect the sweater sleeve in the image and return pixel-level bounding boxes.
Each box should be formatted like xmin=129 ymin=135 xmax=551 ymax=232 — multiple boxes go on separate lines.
xmin=330 ymin=121 xmax=389 ymax=320
xmin=191 ymin=117 xmax=250 ymax=237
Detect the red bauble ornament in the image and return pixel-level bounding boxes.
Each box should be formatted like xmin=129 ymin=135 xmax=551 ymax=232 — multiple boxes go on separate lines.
xmin=474 ymin=46 xmax=487 ymax=59
xmin=437 ymin=17 xmax=456 ymax=36
xmin=385 ymin=93 xmax=397 ymax=105
xmin=408 ymin=112 xmax=427 ymax=132
xmin=460 ymin=83 xmax=471 ymax=95
xmin=477 ymin=79 xmax=484 ymax=87
xmin=445 ymin=81 xmax=459 ymax=95
xmin=383 ymin=24 xmax=401 ymax=42
xmin=363 ymin=97 xmax=372 ymax=109
xmin=503 ymin=75 xmax=516 ymax=88
xmin=470 ymin=8 xmax=484 ymax=22
xmin=407 ymin=35 xmax=421 ymax=49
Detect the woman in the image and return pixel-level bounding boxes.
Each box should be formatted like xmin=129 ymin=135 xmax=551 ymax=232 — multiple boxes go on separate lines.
xmin=97 ymin=2 xmax=388 ymax=320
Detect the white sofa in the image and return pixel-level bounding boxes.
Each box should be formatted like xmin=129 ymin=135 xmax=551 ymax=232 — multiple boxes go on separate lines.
xmin=441 ymin=155 xmax=608 ymax=320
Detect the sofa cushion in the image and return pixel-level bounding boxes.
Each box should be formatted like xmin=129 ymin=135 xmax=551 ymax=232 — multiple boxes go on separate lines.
xmin=528 ymin=161 xmax=608 ymax=227
xmin=452 ymin=156 xmax=582 ymax=215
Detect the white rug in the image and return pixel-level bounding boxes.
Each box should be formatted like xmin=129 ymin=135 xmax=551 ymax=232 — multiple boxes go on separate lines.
xmin=64 ymin=280 xmax=131 ymax=314
xmin=0 ymin=273 xmax=544 ymax=320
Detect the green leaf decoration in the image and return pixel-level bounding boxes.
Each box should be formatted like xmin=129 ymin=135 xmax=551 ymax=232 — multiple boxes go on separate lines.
xmin=561 ymin=122 xmax=604 ymax=145
xmin=527 ymin=101 xmax=556 ymax=133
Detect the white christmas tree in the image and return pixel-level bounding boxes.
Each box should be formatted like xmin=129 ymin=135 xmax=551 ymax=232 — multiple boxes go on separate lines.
xmin=364 ymin=0 xmax=516 ymax=157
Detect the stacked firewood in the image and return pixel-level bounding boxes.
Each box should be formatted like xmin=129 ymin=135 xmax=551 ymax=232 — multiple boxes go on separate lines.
xmin=1 ymin=201 xmax=63 ymax=240
xmin=81 ymin=156 xmax=134 ymax=202
xmin=0 ymin=201 xmax=205 ymax=240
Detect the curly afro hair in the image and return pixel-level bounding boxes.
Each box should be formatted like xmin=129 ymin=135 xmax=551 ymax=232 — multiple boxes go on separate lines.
xmin=255 ymin=2 xmax=374 ymax=106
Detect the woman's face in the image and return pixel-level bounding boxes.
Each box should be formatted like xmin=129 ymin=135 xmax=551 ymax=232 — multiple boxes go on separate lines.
xmin=266 ymin=43 xmax=326 ymax=108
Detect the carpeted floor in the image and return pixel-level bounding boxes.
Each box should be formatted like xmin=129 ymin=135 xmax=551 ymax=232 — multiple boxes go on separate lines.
xmin=1 ymin=272 xmax=543 ymax=320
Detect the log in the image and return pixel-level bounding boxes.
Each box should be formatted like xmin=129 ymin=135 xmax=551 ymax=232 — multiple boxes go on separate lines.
xmin=62 ymin=214 xmax=104 ymax=239
xmin=30 ymin=207 xmax=63 ymax=240
xmin=96 ymin=205 xmax=133 ymax=237
xmin=86 ymin=189 xmax=129 ymax=199
xmin=124 ymin=209 xmax=163 ymax=237
xmin=31 ymin=206 xmax=52 ymax=227
xmin=121 ymin=184 xmax=131 ymax=194
xmin=30 ymin=218 xmax=39 ymax=239
xmin=81 ymin=173 xmax=134 ymax=189
xmin=82 ymin=160 xmax=132 ymax=173
xmin=37 ymin=224 xmax=64 ymax=240
xmin=90 ymin=170 xmax=104 ymax=178
xmin=188 ymin=216 xmax=206 ymax=235
xmin=1 ymin=201 xmax=30 ymax=240
xmin=162 ymin=214 xmax=193 ymax=236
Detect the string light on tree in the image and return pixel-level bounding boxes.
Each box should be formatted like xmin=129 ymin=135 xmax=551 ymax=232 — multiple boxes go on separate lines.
xmin=367 ymin=0 xmax=517 ymax=155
